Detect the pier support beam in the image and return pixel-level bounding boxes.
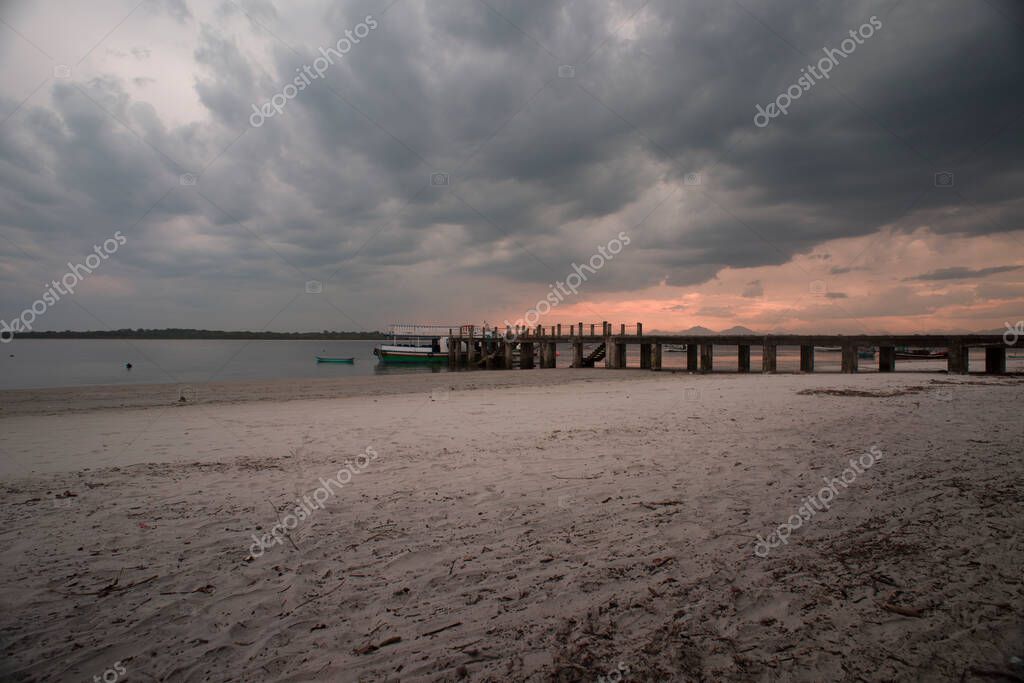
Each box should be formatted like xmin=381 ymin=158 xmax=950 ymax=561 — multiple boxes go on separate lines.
xmin=652 ymin=343 xmax=662 ymax=370
xmin=878 ymin=346 xmax=895 ymax=372
xmin=738 ymin=344 xmax=751 ymax=373
xmin=640 ymin=343 xmax=652 ymax=369
xmin=985 ymin=346 xmax=1006 ymax=374
xmin=699 ymin=343 xmax=713 ymax=373
xmin=545 ymin=342 xmax=557 ymax=368
xmin=504 ymin=340 xmax=514 ymax=369
xmin=799 ymin=345 xmax=814 ymax=373
xmin=947 ymin=343 xmax=968 ymax=374
xmin=841 ymin=344 xmax=859 ymax=373
xmin=520 ymin=342 xmax=534 ymax=369
xmin=686 ymin=344 xmax=698 ymax=372
xmin=762 ymin=341 xmax=777 ymax=373
xmin=613 ymin=342 xmax=626 ymax=368
xmin=467 ymin=330 xmax=478 ymax=366
xmin=571 ymin=341 xmax=583 ymax=368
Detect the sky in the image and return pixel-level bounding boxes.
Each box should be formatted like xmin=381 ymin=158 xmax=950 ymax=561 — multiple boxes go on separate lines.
xmin=0 ymin=0 xmax=1022 ymax=335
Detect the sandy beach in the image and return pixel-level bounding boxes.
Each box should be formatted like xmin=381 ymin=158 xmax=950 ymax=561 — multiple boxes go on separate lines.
xmin=1 ymin=370 xmax=1022 ymax=682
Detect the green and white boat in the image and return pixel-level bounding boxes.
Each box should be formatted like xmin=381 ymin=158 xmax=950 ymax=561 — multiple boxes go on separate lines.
xmin=373 ymin=324 xmax=457 ymax=364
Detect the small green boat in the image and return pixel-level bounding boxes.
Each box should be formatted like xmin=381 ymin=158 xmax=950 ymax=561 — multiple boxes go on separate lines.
xmin=316 ymin=356 xmax=354 ymax=364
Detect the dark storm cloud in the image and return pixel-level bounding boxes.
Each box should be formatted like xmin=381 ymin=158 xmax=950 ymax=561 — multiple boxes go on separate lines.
xmin=0 ymin=0 xmax=1022 ymax=328
xmin=905 ymin=265 xmax=1023 ymax=282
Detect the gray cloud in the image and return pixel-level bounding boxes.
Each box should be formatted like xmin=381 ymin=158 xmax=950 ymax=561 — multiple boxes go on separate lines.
xmin=905 ymin=265 xmax=1023 ymax=281
xmin=742 ymin=280 xmax=764 ymax=298
xmin=0 ymin=0 xmax=1022 ymax=330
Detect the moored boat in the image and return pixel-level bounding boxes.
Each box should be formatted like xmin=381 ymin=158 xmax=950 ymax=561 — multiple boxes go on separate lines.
xmin=316 ymin=356 xmax=354 ymax=363
xmin=373 ymin=324 xmax=455 ymax=364
xmin=895 ymin=347 xmax=947 ymax=360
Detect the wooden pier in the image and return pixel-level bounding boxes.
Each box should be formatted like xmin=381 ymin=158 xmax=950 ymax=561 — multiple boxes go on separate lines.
xmin=446 ymin=323 xmax=1021 ymax=374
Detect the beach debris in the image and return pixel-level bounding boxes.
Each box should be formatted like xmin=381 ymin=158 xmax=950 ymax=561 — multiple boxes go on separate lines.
xmin=160 ymin=583 xmax=214 ymax=595
xmin=797 ymin=387 xmax=926 ymax=398
xmin=638 ymin=499 xmax=684 ymax=511
xmin=55 ymin=569 xmax=158 ymax=598
xmin=266 ymin=499 xmax=299 ymax=551
xmin=877 ymin=600 xmax=924 ymax=618
xmin=423 ymin=622 xmax=462 ymax=637
xmin=354 ymin=636 xmax=401 ymax=654
xmin=648 ymin=557 xmax=675 ymax=570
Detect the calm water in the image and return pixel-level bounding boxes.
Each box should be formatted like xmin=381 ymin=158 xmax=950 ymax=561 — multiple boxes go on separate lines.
xmin=0 ymin=339 xmax=410 ymax=390
xmin=0 ymin=340 xmax=1016 ymax=390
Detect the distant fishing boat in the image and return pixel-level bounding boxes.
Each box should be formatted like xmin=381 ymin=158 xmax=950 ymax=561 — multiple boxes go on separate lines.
xmin=895 ymin=347 xmax=947 ymax=360
xmin=316 ymin=356 xmax=354 ymax=363
xmin=815 ymin=346 xmax=841 ymax=352
xmin=858 ymin=347 xmax=876 ymax=359
xmin=664 ymin=344 xmax=687 ymax=353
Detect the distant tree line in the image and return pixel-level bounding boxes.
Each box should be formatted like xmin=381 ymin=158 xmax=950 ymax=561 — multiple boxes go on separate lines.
xmin=14 ymin=328 xmax=387 ymax=340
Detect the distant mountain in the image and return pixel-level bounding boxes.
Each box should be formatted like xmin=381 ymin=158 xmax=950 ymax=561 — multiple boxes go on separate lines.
xmin=647 ymin=325 xmax=758 ymax=335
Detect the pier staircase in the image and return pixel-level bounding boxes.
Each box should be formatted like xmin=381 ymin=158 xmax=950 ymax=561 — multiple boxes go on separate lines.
xmin=581 ymin=343 xmax=606 ymax=368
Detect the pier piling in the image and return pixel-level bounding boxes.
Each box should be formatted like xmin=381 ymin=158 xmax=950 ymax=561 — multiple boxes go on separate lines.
xmin=985 ymin=346 xmax=1006 ymax=374
xmin=738 ymin=344 xmax=751 ymax=373
xmin=879 ymin=346 xmax=895 ymax=372
xmin=948 ymin=342 xmax=968 ymax=374
xmin=841 ymin=344 xmax=858 ymax=373
xmin=762 ymin=341 xmax=777 ymax=373
xmin=700 ymin=343 xmax=713 ymax=373
xmin=799 ymin=345 xmax=814 ymax=373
